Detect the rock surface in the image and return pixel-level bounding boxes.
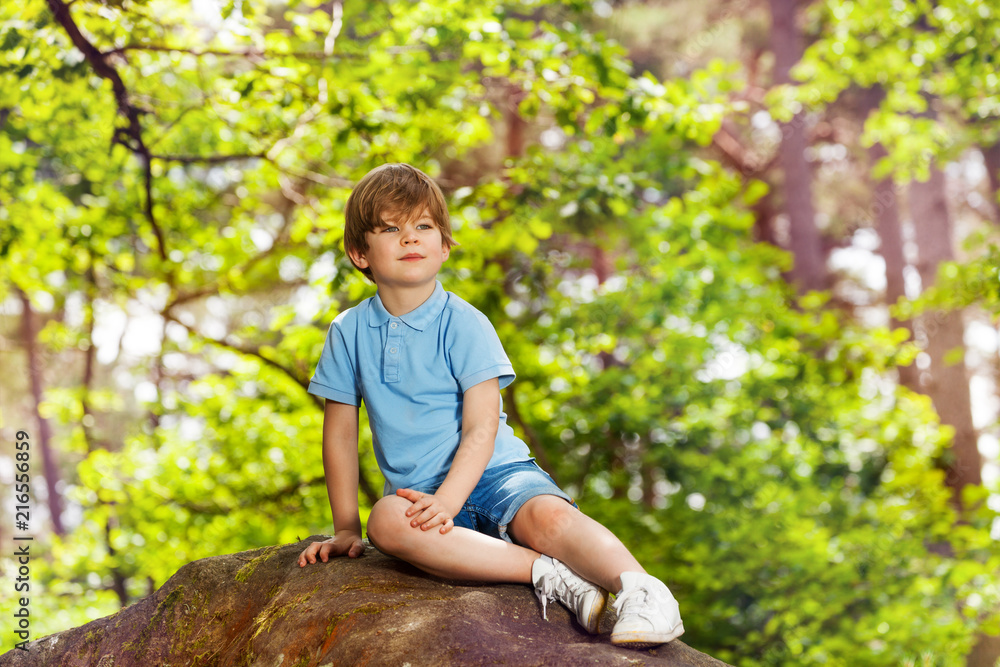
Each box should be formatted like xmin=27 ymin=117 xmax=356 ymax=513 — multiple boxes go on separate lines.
xmin=3 ymin=537 xmax=731 ymax=666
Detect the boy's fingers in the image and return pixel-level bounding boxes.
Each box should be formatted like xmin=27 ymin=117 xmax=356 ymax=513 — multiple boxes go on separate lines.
xmin=402 ymin=492 xmax=427 ymax=516
xmin=419 ymin=511 xmax=448 ymax=530
xmin=431 ymin=516 xmax=450 ymax=531
xmin=407 ymin=497 xmax=432 ymax=518
xmin=299 ymin=544 xmax=318 ymax=566
xmin=299 ymin=538 xmax=357 ymax=566
xmin=397 ymin=488 xmax=421 ymax=501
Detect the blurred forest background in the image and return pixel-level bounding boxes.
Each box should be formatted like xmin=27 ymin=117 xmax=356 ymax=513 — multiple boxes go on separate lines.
xmin=1 ymin=0 xmax=999 ymax=664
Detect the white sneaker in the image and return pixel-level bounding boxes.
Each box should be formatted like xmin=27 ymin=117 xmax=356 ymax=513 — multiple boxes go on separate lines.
xmin=611 ymin=571 xmax=685 ymax=647
xmin=531 ymin=555 xmax=609 ymax=634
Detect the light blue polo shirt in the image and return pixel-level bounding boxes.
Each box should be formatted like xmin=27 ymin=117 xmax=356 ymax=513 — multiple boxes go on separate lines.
xmin=307 ymin=281 xmax=533 ymax=494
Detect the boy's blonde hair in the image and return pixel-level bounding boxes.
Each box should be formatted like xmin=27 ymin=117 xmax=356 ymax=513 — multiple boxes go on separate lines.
xmin=344 ymin=163 xmax=457 ymax=281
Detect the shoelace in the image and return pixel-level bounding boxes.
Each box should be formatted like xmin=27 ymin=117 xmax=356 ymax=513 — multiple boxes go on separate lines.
xmin=534 ymin=563 xmax=591 ymax=621
xmin=612 ymin=586 xmax=659 ymax=624
xmin=534 ymin=571 xmax=556 ymax=621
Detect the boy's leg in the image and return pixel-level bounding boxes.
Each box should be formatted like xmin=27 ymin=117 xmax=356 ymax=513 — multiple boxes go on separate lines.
xmin=507 ymin=494 xmax=643 ymax=593
xmin=509 ymin=494 xmax=684 ymax=646
xmin=370 ymin=494 xmax=609 ymax=635
xmin=367 ymin=495 xmax=538 ymax=582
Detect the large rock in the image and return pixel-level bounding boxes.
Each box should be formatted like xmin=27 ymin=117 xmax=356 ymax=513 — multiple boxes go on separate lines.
xmin=3 ymin=537 xmax=730 ymax=666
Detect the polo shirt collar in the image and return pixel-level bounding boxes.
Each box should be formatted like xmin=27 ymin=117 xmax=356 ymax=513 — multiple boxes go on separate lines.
xmin=368 ymin=281 xmax=447 ymax=331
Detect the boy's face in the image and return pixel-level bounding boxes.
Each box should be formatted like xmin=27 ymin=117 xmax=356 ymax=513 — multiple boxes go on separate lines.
xmin=348 ymin=207 xmax=450 ymax=291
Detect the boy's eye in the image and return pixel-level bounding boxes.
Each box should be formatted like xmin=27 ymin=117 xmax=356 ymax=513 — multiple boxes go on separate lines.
xmin=417 ymin=224 xmax=432 ymax=230
xmin=383 ymin=226 xmax=399 ymax=232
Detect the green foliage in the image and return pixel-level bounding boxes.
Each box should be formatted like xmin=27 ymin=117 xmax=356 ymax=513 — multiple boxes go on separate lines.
xmin=794 ymin=0 xmax=1000 ymax=180
xmin=895 ymin=235 xmax=1000 ymax=319
xmin=0 ymin=0 xmax=996 ymax=664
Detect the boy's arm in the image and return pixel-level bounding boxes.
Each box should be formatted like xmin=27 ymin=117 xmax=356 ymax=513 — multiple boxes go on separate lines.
xmin=299 ymin=399 xmax=365 ymax=565
xmin=398 ymin=377 xmax=500 ymax=533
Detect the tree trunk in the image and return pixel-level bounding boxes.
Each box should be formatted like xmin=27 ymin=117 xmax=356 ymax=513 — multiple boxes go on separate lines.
xmin=17 ymin=289 xmax=65 ymax=535
xmin=105 ymin=516 xmax=129 ymax=607
xmin=860 ymin=87 xmax=919 ymax=389
xmin=752 ymin=191 xmax=779 ymax=247
xmin=768 ymin=0 xmax=826 ymax=293
xmin=80 ymin=271 xmax=132 ymax=607
xmin=81 ymin=273 xmax=98 ymax=448
xmin=965 ymin=139 xmax=1000 ymax=667
xmin=968 ymin=634 xmax=1000 ymax=667
xmin=982 ymin=141 xmax=1000 ymax=222
xmin=505 ymin=82 xmax=527 ymax=159
xmin=908 ymin=167 xmax=982 ymax=493
xmin=870 ymin=142 xmax=920 ymax=389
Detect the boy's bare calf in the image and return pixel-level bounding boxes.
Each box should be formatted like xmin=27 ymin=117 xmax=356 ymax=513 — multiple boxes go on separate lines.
xmin=367 ymin=491 xmax=644 ymax=595
xmin=508 ymin=496 xmax=645 ymax=594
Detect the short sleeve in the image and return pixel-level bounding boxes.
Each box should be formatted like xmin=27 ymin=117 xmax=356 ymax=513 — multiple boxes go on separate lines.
xmin=308 ymin=314 xmax=362 ymax=406
xmin=445 ymin=306 xmax=516 ymax=393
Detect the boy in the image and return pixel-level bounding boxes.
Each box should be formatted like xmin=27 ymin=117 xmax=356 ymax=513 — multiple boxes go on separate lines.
xmin=298 ymin=163 xmax=684 ymax=647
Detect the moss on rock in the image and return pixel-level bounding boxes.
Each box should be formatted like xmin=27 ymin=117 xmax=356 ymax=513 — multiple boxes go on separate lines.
xmin=1 ymin=537 xmax=731 ymax=667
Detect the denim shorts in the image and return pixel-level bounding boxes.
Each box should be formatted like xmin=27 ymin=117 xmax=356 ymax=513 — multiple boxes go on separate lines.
xmin=414 ymin=459 xmax=575 ymax=544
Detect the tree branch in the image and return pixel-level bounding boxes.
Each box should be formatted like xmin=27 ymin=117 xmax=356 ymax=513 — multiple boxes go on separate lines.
xmin=357 ymin=467 xmax=380 ymax=507
xmin=165 ymin=226 xmax=304 ymax=310
xmin=46 ymin=0 xmax=168 ymax=262
xmin=502 ymin=384 xmax=559 ymax=484
xmin=174 ymin=476 xmax=327 ymax=515
xmin=103 ymin=44 xmax=436 ymax=60
xmin=162 ymin=309 xmax=320 ymax=408
xmin=151 ymin=152 xmax=268 ymax=165
xmin=106 ymin=45 xmax=270 ymax=60
xmin=712 ymin=122 xmax=778 ymax=178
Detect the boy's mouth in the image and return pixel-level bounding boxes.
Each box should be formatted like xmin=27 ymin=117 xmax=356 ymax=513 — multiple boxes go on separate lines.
xmin=400 ymin=253 xmax=424 ymax=260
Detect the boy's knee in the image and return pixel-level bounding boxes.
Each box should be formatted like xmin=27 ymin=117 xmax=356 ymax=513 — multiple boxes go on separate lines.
xmin=366 ymin=496 xmax=411 ymax=555
xmin=516 ymin=496 xmax=578 ymax=551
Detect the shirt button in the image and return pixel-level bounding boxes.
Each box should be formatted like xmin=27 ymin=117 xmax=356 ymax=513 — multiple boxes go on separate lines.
xmin=389 ymin=347 xmax=397 ymax=354
xmin=390 ymin=322 xmax=398 ymax=329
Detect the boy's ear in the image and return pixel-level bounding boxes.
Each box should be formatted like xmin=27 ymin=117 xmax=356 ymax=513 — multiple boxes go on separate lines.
xmin=441 ymin=243 xmax=450 ymax=261
xmin=347 ymin=247 xmax=369 ymax=269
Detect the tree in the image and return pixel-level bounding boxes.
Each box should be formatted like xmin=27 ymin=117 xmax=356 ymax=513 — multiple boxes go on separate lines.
xmin=859 ymin=85 xmax=919 ymax=389
xmin=767 ymin=0 xmax=827 ymax=294
xmin=793 ymin=1 xmax=1000 ymax=663
xmin=0 ymin=0 xmax=996 ymax=664
xmin=909 ymin=163 xmax=981 ymax=492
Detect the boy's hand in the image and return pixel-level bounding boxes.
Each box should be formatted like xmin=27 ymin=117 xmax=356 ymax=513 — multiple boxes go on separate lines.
xmin=298 ymin=532 xmax=365 ymax=566
xmin=396 ymin=488 xmax=456 ymax=534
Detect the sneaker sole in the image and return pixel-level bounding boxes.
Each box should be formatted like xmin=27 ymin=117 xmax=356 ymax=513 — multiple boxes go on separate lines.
xmin=611 ymin=623 xmax=685 ymax=648
xmin=582 ymin=590 xmax=610 ymax=634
